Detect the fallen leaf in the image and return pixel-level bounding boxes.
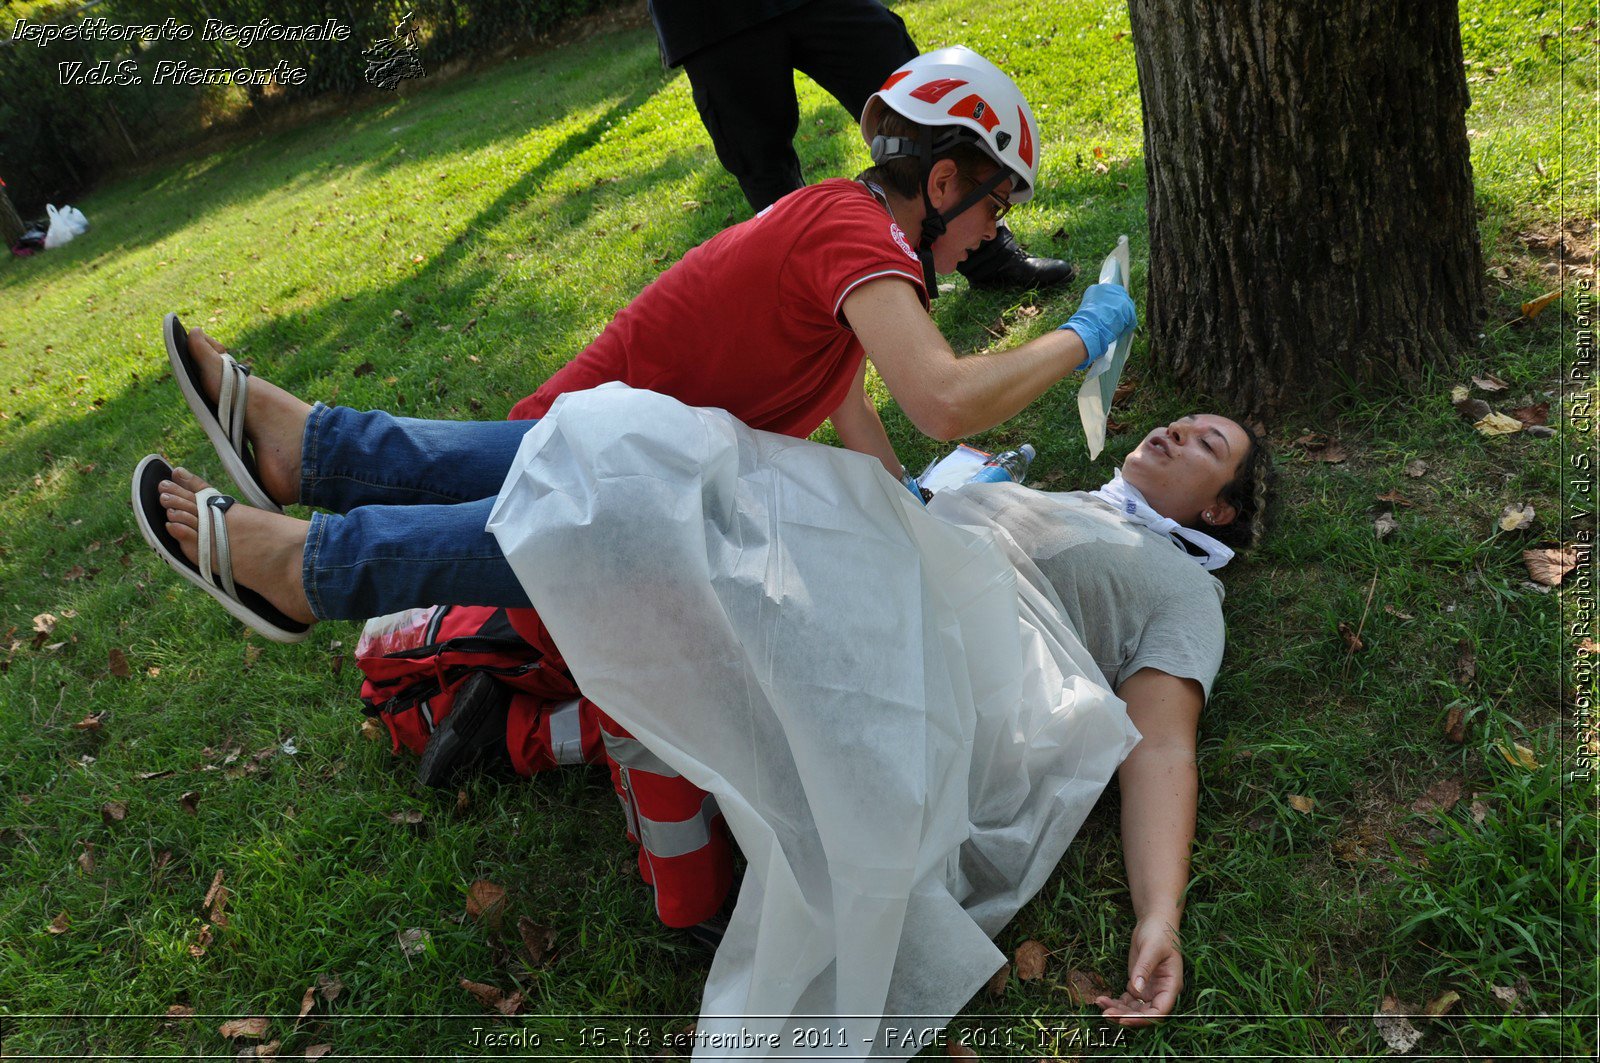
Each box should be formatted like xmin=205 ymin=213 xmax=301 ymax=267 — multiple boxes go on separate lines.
xmin=296 ymin=985 xmax=317 ymax=1020
xmin=495 ymin=991 xmax=524 ymax=1016
xmin=1470 ymin=799 xmax=1489 ymax=823
xmin=209 ymin=886 xmax=230 ymax=927
xmin=1449 ymin=385 xmax=1470 ymax=405
xmin=1014 ymin=939 xmax=1048 ymax=981
xmin=1472 ymin=374 xmax=1509 ymax=392
xmin=1580 ymin=638 xmax=1599 ymax=655
xmin=1062 ymin=968 xmax=1109 ymax=1005
xmin=1288 ymin=794 xmax=1316 ymax=814
xmin=180 ymin=791 xmax=201 ymax=815
xmin=1374 ymin=511 xmax=1399 ymax=540
xmin=1112 ymin=381 xmax=1136 ymax=404
xmin=1510 ymin=402 xmax=1550 ymax=427
xmin=1405 ymin=459 xmax=1429 ymax=478
xmin=1475 ymin=412 xmax=1523 ymax=436
xmin=1410 ymin=777 xmax=1463 ymax=815
xmin=985 ymin=962 xmax=1010 ymax=997
xmin=397 ymin=927 xmax=430 ymax=956
xmin=1374 ymin=996 xmax=1424 ymax=1052
xmin=48 ymin=911 xmax=69 ymax=935
xmin=460 ymin=978 xmax=506 ymax=1009
xmin=303 ymin=1046 xmax=333 ymax=1060
xmin=1499 ymin=503 xmax=1536 ymax=532
xmin=202 ymin=870 xmax=226 ymax=910
xmin=1338 ymin=621 xmax=1364 ymax=653
xmin=1375 ymin=490 xmax=1413 ymax=507
xmin=352 ymin=361 xmax=375 ymax=378
xmin=1496 ymin=741 xmax=1540 ymax=770
xmin=1491 ymin=983 xmax=1521 ymax=1010
xmin=78 ymin=841 xmax=95 ymax=874
xmin=317 ymin=972 xmax=344 ymax=1003
xmin=1317 ymin=443 xmax=1347 ymax=463
xmin=62 ymin=565 xmax=87 ymax=581
xmin=466 ymin=880 xmax=507 ymax=927
xmin=139 ymin=770 xmax=174 ymax=781
xmin=360 ymin=718 xmax=386 ymax=743
xmin=72 ymin=712 xmax=105 ymax=731
xmin=188 ymin=924 xmax=213 ymax=958
xmin=517 ymin=916 xmax=557 ymax=967
xmin=166 ymin=1004 xmax=196 ymax=1019
xmin=246 ymin=1040 xmax=281 ymax=1058
xmin=1457 ymin=397 xmax=1493 ymax=422
xmin=385 ymin=810 xmax=424 ymax=826
xmin=1524 ymin=547 xmax=1578 ymax=586
xmin=219 ymin=1017 xmax=270 ymax=1040
xmin=1426 ymin=990 xmax=1461 ymax=1017
xmin=1521 ymin=290 xmax=1560 ymax=319
xmin=33 ymin=612 xmax=58 ymax=635
xmin=1384 ymin=605 xmax=1416 ymax=620
xmin=243 ymin=645 xmax=263 ymax=669
xmin=1526 ymin=424 xmax=1556 ymax=438
xmin=1444 ymin=706 xmax=1468 ymax=743
xmin=454 ymin=789 xmax=470 ymax=815
xmin=1455 ymin=639 xmax=1476 ymax=686
xmin=330 ymin=653 xmax=345 ymax=677
xmin=108 ymin=648 xmax=131 ymax=678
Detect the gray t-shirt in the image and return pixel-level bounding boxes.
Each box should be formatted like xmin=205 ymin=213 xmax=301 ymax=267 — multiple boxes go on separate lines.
xmin=959 ymin=484 xmax=1227 ymax=699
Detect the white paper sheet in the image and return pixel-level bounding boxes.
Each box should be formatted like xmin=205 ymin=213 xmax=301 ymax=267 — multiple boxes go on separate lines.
xmin=1077 ymin=236 xmax=1134 ymax=461
xmin=486 ymin=385 xmax=1139 ymax=1059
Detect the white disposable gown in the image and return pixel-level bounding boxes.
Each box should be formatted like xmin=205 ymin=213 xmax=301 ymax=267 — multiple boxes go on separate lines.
xmin=486 ymin=386 xmax=1140 ymax=1059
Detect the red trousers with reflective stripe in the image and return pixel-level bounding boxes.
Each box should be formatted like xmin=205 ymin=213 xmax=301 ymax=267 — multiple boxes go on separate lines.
xmin=506 ymin=613 xmax=735 ymax=928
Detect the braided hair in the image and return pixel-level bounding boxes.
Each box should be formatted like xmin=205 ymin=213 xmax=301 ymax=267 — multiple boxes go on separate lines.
xmin=1200 ymin=422 xmax=1276 ymax=553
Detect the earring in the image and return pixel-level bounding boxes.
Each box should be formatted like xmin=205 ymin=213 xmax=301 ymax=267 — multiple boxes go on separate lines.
xmin=1203 ymin=510 xmax=1213 ymax=522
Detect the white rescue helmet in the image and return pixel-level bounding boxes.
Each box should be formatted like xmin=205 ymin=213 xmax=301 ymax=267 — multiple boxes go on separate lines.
xmin=859 ymin=46 xmax=1040 ymax=204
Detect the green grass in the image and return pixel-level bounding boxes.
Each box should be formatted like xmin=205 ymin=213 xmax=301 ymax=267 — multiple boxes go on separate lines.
xmin=1 ymin=0 xmax=1595 ymax=1057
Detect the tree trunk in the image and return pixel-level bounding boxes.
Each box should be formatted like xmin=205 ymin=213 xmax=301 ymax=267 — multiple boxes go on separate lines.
xmin=1127 ymin=0 xmax=1485 ymax=416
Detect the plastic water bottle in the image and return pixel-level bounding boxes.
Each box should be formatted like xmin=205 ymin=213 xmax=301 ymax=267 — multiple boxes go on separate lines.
xmin=970 ymin=443 xmax=1036 ymax=485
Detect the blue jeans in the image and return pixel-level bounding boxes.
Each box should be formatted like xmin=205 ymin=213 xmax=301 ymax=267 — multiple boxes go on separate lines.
xmin=298 ymin=403 xmax=536 ymax=620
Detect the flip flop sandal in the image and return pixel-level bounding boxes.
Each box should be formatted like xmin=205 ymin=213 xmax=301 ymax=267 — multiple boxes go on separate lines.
xmin=131 ymin=455 xmax=311 ymax=644
xmin=164 ymin=312 xmax=281 ymax=513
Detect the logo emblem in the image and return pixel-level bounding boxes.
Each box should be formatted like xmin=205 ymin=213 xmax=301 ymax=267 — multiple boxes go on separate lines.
xmin=888 ymin=223 xmax=917 ymax=262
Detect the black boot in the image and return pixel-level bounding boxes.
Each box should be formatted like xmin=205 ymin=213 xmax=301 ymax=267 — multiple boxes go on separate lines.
xmin=416 ymin=671 xmax=514 ymax=788
xmin=958 ymin=222 xmax=1077 ymax=291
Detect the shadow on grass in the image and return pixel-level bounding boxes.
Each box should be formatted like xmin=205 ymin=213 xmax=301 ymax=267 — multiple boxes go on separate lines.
xmin=0 ymin=27 xmax=673 ymax=301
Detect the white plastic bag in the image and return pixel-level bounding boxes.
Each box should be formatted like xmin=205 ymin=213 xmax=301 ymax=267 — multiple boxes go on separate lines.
xmin=487 ymin=386 xmax=1140 ymax=1058
xmin=42 ymin=204 xmax=89 ymax=249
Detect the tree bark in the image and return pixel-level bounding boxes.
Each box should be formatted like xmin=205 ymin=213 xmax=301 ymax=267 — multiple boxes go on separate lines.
xmin=1128 ymin=0 xmax=1486 ymax=416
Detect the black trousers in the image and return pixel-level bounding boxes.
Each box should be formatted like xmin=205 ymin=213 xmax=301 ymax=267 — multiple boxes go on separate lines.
xmin=680 ymin=0 xmax=917 ymax=213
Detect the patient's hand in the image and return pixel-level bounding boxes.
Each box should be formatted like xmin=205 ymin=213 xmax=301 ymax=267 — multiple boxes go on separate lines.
xmin=1094 ymin=917 xmax=1183 ymax=1026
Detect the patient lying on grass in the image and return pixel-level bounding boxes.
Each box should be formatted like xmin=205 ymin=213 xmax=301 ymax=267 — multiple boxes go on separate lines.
xmin=133 ymin=323 xmax=1273 ymax=1025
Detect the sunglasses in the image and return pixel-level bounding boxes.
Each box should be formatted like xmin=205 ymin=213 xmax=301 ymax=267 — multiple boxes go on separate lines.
xmin=960 ymin=175 xmax=1013 ymax=221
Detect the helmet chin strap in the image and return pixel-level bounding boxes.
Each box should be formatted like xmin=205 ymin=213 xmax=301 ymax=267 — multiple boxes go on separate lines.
xmin=869 ymin=128 xmax=1014 ymax=298
xmin=911 ymin=127 xmax=1012 ymax=297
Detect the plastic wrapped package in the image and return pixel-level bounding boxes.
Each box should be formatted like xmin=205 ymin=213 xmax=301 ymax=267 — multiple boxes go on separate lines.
xmin=486 ymin=385 xmax=1140 ymax=1058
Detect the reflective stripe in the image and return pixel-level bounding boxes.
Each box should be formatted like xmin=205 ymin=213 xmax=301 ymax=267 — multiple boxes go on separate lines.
xmin=636 ymin=793 xmax=721 ymax=859
xmin=601 ymin=729 xmax=679 ymax=779
xmin=546 ymin=698 xmax=585 ymax=765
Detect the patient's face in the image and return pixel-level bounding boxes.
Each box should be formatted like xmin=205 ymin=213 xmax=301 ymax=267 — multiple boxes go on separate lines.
xmin=1121 ymin=414 xmax=1251 ymax=525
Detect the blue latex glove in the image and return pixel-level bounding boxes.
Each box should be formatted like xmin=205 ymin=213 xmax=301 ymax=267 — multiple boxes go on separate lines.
xmin=1059 ymin=283 xmax=1137 ymax=370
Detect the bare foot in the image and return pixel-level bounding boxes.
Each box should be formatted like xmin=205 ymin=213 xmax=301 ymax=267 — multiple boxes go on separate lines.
xmin=160 ymin=466 xmax=317 ymax=627
xmin=187 ymin=327 xmax=311 ymax=506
